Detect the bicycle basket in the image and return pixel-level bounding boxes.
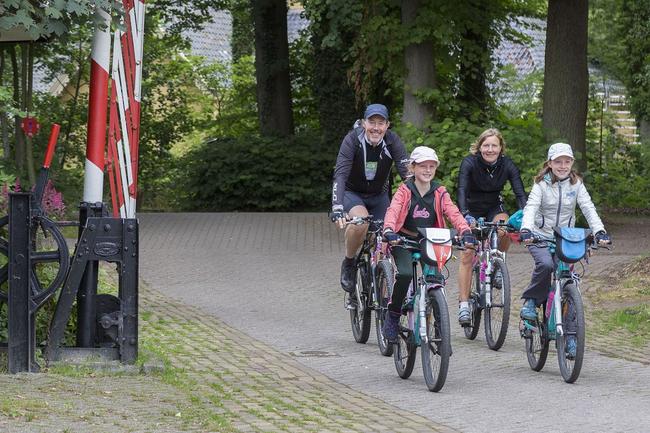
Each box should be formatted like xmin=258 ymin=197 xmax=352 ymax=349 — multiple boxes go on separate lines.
xmin=417 ymin=227 xmax=454 ymax=271
xmin=553 ymin=227 xmax=592 ymax=263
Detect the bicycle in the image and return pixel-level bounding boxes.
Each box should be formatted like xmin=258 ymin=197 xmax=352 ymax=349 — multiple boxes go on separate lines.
xmin=390 ymin=227 xmax=459 ymax=392
xmin=519 ymin=228 xmax=609 ymax=383
xmin=344 ymin=216 xmax=394 ymax=356
xmin=463 ymin=218 xmax=518 ymax=350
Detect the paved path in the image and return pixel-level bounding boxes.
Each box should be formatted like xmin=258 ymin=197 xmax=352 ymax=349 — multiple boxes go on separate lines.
xmin=140 ymin=213 xmax=650 ymax=433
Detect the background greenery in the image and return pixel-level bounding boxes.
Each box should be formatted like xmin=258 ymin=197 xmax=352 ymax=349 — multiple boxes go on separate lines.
xmin=0 ymin=0 xmax=648 ymax=216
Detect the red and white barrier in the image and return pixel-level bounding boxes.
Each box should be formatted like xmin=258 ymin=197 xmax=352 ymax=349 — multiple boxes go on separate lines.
xmin=107 ymin=0 xmax=145 ymax=218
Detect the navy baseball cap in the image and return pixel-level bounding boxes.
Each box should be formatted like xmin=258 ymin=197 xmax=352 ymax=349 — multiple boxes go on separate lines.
xmin=364 ymin=103 xmax=389 ymax=120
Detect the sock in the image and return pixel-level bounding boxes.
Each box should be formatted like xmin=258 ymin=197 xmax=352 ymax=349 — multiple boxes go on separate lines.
xmin=460 ymin=301 xmax=469 ymax=310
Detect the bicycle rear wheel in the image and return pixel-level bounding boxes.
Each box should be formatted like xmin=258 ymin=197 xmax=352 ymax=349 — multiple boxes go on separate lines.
xmin=463 ymin=265 xmax=482 ymax=340
xmin=556 ymin=282 xmax=585 ymax=383
xmin=350 ymin=263 xmax=371 ymax=344
xmin=484 ymin=257 xmax=511 ymax=351
xmin=524 ymin=307 xmax=549 ymax=371
xmin=393 ymin=315 xmax=416 ymax=379
xmin=375 ymin=260 xmax=394 ymax=356
xmin=421 ymin=288 xmax=451 ymax=392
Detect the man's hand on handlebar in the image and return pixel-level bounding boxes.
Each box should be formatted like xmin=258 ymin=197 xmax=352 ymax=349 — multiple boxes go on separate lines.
xmin=330 ymin=206 xmax=348 ymax=229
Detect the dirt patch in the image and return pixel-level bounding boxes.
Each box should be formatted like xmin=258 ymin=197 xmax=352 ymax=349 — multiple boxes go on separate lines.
xmin=586 ymin=255 xmax=650 ymax=310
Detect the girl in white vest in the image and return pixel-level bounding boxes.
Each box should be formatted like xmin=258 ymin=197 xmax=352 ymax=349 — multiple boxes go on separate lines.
xmin=519 ymin=143 xmax=611 ymax=356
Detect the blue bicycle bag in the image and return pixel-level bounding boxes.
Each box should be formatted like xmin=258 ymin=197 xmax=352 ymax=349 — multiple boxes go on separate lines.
xmin=553 ymin=227 xmax=592 ymax=263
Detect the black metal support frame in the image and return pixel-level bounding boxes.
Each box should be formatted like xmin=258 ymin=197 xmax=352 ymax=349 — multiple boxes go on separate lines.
xmin=46 ymin=216 xmax=139 ymax=364
xmin=8 ymin=193 xmax=37 ymax=372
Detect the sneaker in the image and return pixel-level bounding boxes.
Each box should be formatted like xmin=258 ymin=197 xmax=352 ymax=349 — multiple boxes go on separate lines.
xmin=458 ymin=305 xmax=471 ymax=325
xmin=340 ymin=257 xmax=357 ymax=293
xmin=565 ymin=336 xmax=577 ymax=359
xmin=520 ymin=299 xmax=537 ymax=321
xmin=382 ymin=312 xmax=400 ymax=343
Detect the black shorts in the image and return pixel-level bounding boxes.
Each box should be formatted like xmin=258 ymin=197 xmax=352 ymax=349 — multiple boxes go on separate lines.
xmin=343 ymin=190 xmax=390 ymax=222
xmin=468 ymin=203 xmax=508 ymax=222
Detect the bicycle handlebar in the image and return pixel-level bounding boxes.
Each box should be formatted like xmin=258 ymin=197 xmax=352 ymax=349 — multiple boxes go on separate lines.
xmin=344 ymin=215 xmax=383 ymax=226
xmin=388 ymin=234 xmax=464 ymax=250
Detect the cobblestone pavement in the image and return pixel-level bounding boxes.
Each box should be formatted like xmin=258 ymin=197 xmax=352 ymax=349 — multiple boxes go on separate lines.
xmin=140 ymin=213 xmax=650 ymax=433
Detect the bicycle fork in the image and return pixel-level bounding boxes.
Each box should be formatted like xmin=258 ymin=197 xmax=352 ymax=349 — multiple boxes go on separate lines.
xmin=481 ymin=252 xmax=493 ymax=308
xmin=552 ymin=279 xmax=564 ymax=337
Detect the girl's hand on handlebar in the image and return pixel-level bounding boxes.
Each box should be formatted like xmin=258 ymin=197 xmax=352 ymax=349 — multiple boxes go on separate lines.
xmin=519 ymin=229 xmax=534 ymax=245
xmin=383 ymin=229 xmax=400 ymax=245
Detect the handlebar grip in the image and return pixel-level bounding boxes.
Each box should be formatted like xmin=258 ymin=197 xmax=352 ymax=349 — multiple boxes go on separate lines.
xmin=43 ymin=124 xmax=60 ymax=169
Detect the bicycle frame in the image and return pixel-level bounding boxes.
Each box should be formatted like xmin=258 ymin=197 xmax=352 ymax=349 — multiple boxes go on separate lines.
xmin=547 ymin=255 xmax=580 ymax=339
xmin=473 ymin=220 xmax=511 ymax=308
xmin=399 ymin=231 xmax=453 ymax=346
xmin=521 ymin=243 xmax=580 ymax=340
xmin=352 ymin=220 xmax=384 ymax=311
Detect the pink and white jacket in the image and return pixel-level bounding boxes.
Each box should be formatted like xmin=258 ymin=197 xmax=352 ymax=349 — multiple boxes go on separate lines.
xmin=384 ymin=182 xmax=470 ymax=235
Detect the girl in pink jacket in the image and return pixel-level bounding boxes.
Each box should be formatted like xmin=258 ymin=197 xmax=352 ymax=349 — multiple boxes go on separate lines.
xmin=382 ymin=146 xmax=475 ymax=342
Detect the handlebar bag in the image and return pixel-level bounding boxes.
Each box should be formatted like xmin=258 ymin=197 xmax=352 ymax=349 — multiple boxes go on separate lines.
xmin=553 ymin=227 xmax=592 ymax=263
xmin=417 ymin=228 xmax=454 ymax=270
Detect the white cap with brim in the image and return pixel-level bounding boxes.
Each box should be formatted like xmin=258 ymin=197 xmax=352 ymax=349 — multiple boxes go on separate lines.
xmin=548 ymin=142 xmax=574 ymax=160
xmin=410 ymin=146 xmax=439 ymax=164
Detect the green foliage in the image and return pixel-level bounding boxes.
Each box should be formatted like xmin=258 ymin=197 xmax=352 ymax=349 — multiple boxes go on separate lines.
xmin=0 ymin=1 xmax=120 ymax=39
xmin=0 ymin=85 xmax=25 ymax=118
xmin=181 ymin=133 xmax=333 ymax=211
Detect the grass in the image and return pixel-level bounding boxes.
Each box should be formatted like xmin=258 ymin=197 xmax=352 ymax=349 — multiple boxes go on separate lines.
xmin=586 ymin=256 xmax=650 ymax=348
xmin=0 ymin=395 xmax=47 ymax=420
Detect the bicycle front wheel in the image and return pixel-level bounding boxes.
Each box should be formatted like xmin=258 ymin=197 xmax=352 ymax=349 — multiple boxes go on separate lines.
xmin=484 ymin=257 xmax=511 ymax=350
xmin=421 ymin=288 xmax=451 ymax=392
xmin=556 ymin=282 xmax=585 ymax=383
xmin=350 ymin=264 xmax=371 ymax=344
xmin=524 ymin=307 xmax=549 ymax=371
xmin=375 ymin=260 xmax=394 ymax=356
xmin=464 ymin=265 xmax=482 ymax=340
xmin=393 ymin=315 xmax=416 ymax=379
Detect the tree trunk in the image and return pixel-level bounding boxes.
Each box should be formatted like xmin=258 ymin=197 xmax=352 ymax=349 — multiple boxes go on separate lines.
xmin=10 ymin=45 xmax=25 ymax=176
xmin=25 ymin=43 xmax=36 ymax=186
xmin=639 ymin=118 xmax=650 ymax=144
xmin=0 ymin=48 xmax=9 ymax=160
xmin=59 ymin=38 xmax=86 ymax=169
xmin=252 ymin=0 xmax=294 ymax=137
xmin=401 ymin=0 xmax=437 ymax=128
xmin=542 ymin=0 xmax=589 ymax=171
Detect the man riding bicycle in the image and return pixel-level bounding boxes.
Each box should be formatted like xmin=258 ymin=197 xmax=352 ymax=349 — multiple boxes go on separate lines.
xmin=331 ymin=104 xmax=410 ymax=297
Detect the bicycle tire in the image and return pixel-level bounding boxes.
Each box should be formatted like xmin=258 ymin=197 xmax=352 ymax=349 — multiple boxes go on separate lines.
xmin=484 ymin=257 xmax=511 ymax=351
xmin=421 ymin=288 xmax=451 ymax=392
xmin=524 ymin=306 xmax=549 ymax=371
xmin=350 ymin=262 xmax=372 ymax=344
xmin=393 ymin=316 xmax=416 ymax=379
xmin=375 ymin=260 xmax=394 ymax=356
xmin=556 ymin=282 xmax=585 ymax=383
xmin=463 ymin=265 xmax=482 ymax=340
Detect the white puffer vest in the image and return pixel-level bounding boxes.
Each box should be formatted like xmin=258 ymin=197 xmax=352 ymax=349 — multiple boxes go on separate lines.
xmin=521 ymin=174 xmax=605 ymax=240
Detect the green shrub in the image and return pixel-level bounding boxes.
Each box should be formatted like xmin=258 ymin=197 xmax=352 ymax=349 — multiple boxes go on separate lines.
xmin=181 ymin=133 xmax=334 ymax=211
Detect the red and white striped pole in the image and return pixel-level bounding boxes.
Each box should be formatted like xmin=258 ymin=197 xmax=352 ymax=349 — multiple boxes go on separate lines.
xmin=77 ymin=6 xmax=111 ymax=348
xmin=84 ymin=6 xmax=111 ymax=203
